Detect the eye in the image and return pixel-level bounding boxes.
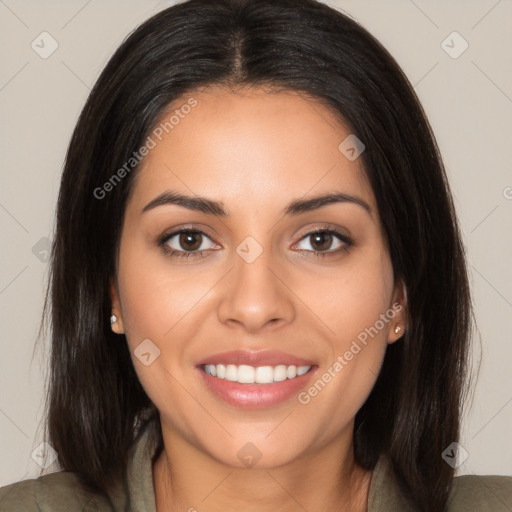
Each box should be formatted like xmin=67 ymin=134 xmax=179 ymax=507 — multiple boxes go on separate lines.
xmin=159 ymin=229 xmax=219 ymax=259
xmin=294 ymin=228 xmax=352 ymax=257
xmin=158 ymin=226 xmax=352 ymax=260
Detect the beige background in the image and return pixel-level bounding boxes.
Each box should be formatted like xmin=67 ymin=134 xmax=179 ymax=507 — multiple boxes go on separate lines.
xmin=0 ymin=0 xmax=511 ymax=486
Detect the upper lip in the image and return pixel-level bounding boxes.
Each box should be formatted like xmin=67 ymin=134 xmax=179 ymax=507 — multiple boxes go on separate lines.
xmin=197 ymin=350 xmax=316 ymax=367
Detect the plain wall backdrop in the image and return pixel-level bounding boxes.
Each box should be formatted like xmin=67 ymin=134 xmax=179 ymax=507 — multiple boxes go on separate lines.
xmin=0 ymin=0 xmax=511 ymax=486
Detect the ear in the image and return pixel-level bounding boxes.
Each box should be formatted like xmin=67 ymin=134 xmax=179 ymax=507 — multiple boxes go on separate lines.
xmin=109 ymin=276 xmax=125 ymax=334
xmin=387 ymin=278 xmax=407 ymax=344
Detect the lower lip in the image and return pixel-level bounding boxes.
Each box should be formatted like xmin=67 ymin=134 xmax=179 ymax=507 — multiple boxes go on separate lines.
xmin=197 ymin=366 xmax=318 ymax=409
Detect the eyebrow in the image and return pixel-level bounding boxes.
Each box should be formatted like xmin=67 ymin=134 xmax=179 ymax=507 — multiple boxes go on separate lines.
xmin=141 ymin=190 xmax=372 ymax=217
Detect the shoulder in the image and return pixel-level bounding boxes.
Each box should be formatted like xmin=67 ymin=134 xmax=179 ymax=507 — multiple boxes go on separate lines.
xmin=0 ymin=471 xmax=111 ymax=512
xmin=447 ymin=473 xmax=512 ymax=510
xmin=369 ymin=455 xmax=512 ymax=512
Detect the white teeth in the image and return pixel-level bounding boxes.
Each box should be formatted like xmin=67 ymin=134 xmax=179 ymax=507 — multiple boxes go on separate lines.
xmin=203 ymin=364 xmax=312 ymax=383
xmin=273 ymin=365 xmax=287 ymax=382
xmin=225 ymin=364 xmax=238 ymax=381
xmin=238 ymin=365 xmax=255 ymax=383
xmin=216 ymin=364 xmax=226 ymax=379
xmin=297 ymin=365 xmax=310 ymax=376
xmin=204 ymin=364 xmax=217 ymax=377
xmin=286 ymin=365 xmax=297 ymax=379
xmin=255 ymin=366 xmax=274 ymax=384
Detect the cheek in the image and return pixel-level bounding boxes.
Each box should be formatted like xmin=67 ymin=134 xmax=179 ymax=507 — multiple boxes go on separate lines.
xmin=294 ymin=248 xmax=393 ymax=415
xmin=305 ymin=246 xmax=394 ymax=347
xmin=116 ymin=238 xmax=205 ymax=344
xmin=114 ymin=246 xmax=207 ymax=410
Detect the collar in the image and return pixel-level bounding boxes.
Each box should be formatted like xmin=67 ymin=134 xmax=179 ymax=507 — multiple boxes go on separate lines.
xmin=121 ymin=420 xmax=418 ymax=512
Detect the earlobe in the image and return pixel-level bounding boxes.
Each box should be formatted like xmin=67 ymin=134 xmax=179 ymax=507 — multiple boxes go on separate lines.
xmin=109 ymin=276 xmax=125 ymax=334
xmin=389 ymin=279 xmax=407 ymax=344
xmin=110 ymin=314 xmax=124 ymax=334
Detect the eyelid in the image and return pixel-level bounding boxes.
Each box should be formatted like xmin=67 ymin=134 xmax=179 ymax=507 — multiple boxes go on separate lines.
xmin=159 ymin=223 xmax=350 ymax=244
xmin=294 ymin=223 xmax=352 ymax=242
xmin=159 ymin=223 xmax=218 ymax=241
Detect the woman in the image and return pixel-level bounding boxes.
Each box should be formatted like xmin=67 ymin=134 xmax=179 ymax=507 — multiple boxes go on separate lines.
xmin=1 ymin=0 xmax=510 ymax=511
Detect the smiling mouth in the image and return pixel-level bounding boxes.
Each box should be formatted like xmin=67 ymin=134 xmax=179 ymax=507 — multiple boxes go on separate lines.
xmin=201 ymin=363 xmax=313 ymax=384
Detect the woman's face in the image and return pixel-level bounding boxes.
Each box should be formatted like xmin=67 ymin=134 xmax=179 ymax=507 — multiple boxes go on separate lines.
xmin=111 ymin=86 xmax=406 ymax=469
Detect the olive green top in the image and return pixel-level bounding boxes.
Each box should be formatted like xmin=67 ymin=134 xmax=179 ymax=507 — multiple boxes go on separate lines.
xmin=1 ymin=421 xmax=511 ymax=511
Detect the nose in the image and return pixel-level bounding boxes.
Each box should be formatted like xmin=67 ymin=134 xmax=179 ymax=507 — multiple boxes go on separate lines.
xmin=216 ymin=245 xmax=296 ymax=334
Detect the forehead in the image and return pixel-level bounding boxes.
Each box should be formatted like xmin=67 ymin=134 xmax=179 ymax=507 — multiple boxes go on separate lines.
xmin=127 ymin=85 xmax=376 ymax=217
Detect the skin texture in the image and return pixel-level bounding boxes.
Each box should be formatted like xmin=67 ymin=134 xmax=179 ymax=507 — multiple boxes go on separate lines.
xmin=110 ymin=85 xmax=407 ymax=512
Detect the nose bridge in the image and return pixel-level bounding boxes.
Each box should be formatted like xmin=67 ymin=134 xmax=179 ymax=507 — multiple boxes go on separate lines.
xmin=216 ymin=234 xmax=295 ymax=332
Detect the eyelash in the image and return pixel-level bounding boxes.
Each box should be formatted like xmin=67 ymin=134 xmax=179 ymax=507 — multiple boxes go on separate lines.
xmin=158 ymin=226 xmax=353 ymax=260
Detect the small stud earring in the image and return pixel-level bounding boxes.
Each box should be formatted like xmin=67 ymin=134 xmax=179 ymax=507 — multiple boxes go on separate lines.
xmin=394 ymin=325 xmax=402 ymax=334
xmin=110 ymin=315 xmax=118 ymax=325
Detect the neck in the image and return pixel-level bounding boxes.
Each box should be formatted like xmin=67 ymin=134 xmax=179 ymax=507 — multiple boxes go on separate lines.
xmin=152 ymin=425 xmax=372 ymax=512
